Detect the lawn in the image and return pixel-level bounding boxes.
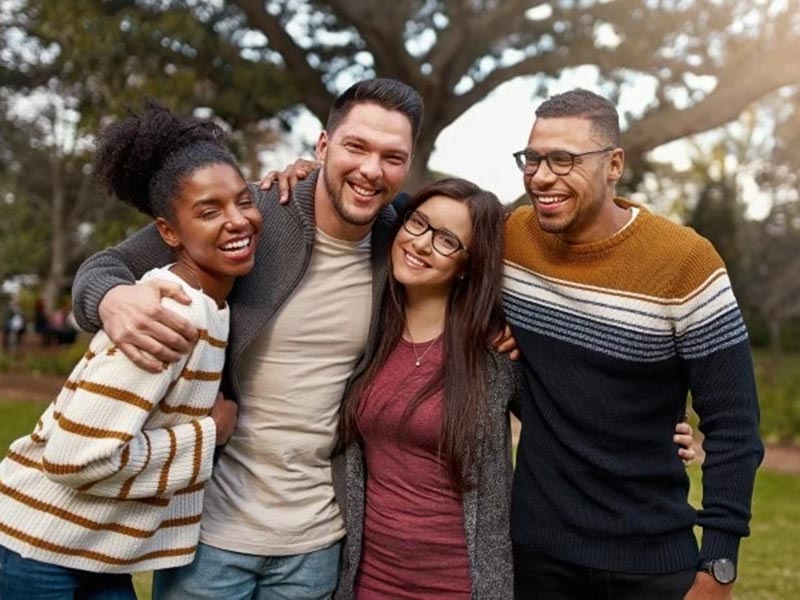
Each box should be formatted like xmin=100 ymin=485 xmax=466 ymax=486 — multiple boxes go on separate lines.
xmin=0 ymin=398 xmax=797 ymax=599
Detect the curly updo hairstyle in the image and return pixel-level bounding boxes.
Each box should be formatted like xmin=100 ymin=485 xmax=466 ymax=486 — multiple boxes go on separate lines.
xmin=93 ymin=100 xmax=241 ymax=219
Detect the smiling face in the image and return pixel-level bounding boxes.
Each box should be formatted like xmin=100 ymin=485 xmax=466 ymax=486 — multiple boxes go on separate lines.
xmin=391 ymin=195 xmax=472 ymax=299
xmin=156 ymin=162 xmax=262 ymax=304
xmin=315 ymin=102 xmax=413 ymax=240
xmin=523 ymin=116 xmax=625 ymax=244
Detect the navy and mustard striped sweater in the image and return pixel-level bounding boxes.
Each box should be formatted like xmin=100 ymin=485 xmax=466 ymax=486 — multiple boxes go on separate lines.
xmin=0 ymin=267 xmax=228 ymax=573
xmin=503 ymin=199 xmax=763 ymax=573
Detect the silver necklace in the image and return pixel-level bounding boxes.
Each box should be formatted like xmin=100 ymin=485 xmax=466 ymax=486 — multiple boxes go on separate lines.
xmin=406 ymin=330 xmax=439 ymax=367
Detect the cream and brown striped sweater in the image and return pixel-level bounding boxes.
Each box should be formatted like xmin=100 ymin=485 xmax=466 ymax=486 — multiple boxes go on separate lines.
xmin=0 ymin=267 xmax=228 ymax=573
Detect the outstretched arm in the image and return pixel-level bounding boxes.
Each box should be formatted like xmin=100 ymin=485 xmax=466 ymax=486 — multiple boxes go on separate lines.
xmin=72 ymin=224 xmax=197 ymax=372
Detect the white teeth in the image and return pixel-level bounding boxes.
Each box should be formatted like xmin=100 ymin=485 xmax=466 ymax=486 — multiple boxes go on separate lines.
xmin=221 ymin=238 xmax=250 ymax=251
xmin=351 ymin=183 xmax=378 ymax=196
xmin=405 ymin=251 xmax=427 ymax=268
xmin=536 ymin=195 xmax=567 ymax=205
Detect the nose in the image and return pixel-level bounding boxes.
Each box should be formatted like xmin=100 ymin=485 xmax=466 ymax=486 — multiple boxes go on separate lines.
xmin=359 ymin=153 xmax=382 ymax=181
xmin=411 ymin=230 xmax=433 ymax=254
xmin=224 ymin=205 xmax=250 ymax=230
xmin=529 ymin=160 xmax=557 ymax=188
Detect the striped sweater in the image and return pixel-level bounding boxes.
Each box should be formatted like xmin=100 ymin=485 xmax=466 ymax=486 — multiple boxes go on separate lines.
xmin=0 ymin=267 xmax=228 ymax=573
xmin=503 ymin=199 xmax=763 ymax=573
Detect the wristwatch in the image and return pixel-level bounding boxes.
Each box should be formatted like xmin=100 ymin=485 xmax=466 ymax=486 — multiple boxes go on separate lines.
xmin=698 ymin=558 xmax=737 ymax=584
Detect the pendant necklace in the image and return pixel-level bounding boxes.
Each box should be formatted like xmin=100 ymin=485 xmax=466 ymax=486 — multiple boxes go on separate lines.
xmin=406 ymin=329 xmax=439 ymax=367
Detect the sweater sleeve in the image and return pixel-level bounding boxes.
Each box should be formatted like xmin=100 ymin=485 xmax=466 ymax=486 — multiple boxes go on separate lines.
xmin=673 ymin=239 xmax=764 ymax=565
xmin=72 ymin=223 xmax=176 ymax=332
xmin=42 ymin=304 xmax=219 ymax=498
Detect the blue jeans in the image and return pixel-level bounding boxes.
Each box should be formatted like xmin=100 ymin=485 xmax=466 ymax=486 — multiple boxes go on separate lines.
xmin=0 ymin=544 xmax=136 ymax=600
xmin=153 ymin=540 xmax=342 ymax=600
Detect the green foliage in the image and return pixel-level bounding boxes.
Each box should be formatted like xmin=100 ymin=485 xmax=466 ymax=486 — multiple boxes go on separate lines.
xmin=20 ymin=341 xmax=90 ymax=376
xmin=753 ymin=350 xmax=800 ymax=444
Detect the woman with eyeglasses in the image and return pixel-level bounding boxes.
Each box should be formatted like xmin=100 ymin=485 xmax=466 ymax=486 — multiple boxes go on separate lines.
xmin=334 ymin=177 xmax=514 ymax=599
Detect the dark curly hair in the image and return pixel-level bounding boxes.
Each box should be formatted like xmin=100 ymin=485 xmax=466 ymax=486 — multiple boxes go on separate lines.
xmin=536 ymin=88 xmax=620 ymax=146
xmin=93 ymin=100 xmax=241 ymax=219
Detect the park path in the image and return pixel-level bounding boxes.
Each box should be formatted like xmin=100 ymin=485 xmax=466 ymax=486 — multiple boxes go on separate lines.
xmin=2 ymin=372 xmax=798 ymax=474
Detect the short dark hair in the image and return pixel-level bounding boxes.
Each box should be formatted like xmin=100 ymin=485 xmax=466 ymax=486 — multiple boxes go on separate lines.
xmin=535 ymin=89 xmax=620 ymax=146
xmin=325 ymin=78 xmax=424 ymax=147
xmin=93 ymin=100 xmax=241 ymax=219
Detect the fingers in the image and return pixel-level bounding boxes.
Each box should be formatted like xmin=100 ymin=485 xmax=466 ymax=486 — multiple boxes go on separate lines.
xmin=117 ymin=343 xmax=164 ymax=374
xmin=259 ymin=170 xmax=278 ymax=190
xmin=674 ymin=421 xmax=692 ymax=435
xmin=210 ymin=393 xmax=239 ymax=445
xmin=98 ymin=279 xmax=198 ymax=370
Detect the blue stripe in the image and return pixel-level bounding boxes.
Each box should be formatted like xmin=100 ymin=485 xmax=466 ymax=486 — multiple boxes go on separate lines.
xmin=503 ymin=294 xmax=677 ymax=362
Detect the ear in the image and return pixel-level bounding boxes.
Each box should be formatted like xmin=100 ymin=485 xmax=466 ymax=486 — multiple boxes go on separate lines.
xmin=155 ymin=217 xmax=181 ymax=249
xmin=315 ymin=131 xmax=329 ymax=163
xmin=607 ymin=147 xmax=625 ymax=184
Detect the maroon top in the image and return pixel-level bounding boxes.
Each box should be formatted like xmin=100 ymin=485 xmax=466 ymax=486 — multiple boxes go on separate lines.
xmin=354 ymin=336 xmax=471 ymax=599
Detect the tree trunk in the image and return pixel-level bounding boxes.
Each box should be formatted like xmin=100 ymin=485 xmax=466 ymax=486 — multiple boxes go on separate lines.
xmin=43 ymin=153 xmax=66 ymax=314
xmin=768 ymin=319 xmax=782 ymax=362
xmin=405 ymin=129 xmax=438 ymax=192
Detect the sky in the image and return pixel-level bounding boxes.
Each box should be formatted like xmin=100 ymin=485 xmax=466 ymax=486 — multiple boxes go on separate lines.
xmin=268 ymin=72 xmax=772 ymax=219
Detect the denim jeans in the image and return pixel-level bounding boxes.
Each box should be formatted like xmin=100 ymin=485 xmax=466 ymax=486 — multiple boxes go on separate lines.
xmin=0 ymin=544 xmax=137 ymax=600
xmin=152 ymin=540 xmax=342 ymax=600
xmin=513 ymin=546 xmax=696 ymax=600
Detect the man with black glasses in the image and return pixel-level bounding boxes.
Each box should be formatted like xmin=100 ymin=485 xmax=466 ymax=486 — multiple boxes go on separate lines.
xmin=503 ymin=89 xmax=762 ymax=600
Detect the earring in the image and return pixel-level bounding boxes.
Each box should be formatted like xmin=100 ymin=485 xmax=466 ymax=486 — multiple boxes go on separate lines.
xmin=457 ymin=273 xmax=466 ymax=281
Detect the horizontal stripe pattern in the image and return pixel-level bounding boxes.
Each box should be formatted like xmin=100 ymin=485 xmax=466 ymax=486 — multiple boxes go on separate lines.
xmin=0 ymin=266 xmax=228 ymax=573
xmin=503 ymin=262 xmax=748 ymax=363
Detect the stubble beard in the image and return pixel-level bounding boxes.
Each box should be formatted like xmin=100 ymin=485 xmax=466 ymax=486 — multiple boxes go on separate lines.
xmin=323 ymin=166 xmax=383 ymax=227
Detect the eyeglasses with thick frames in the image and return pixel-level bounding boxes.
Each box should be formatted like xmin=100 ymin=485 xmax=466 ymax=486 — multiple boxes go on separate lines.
xmin=403 ymin=210 xmax=468 ymax=257
xmin=512 ymin=147 xmax=615 ymax=176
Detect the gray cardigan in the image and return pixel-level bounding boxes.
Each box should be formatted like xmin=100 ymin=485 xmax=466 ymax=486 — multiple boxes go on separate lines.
xmin=71 ymin=170 xmax=398 ymax=506
xmin=336 ymin=352 xmax=517 ymax=600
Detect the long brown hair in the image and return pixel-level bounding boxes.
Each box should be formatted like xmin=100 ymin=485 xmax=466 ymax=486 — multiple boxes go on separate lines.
xmin=340 ymin=178 xmax=506 ymax=490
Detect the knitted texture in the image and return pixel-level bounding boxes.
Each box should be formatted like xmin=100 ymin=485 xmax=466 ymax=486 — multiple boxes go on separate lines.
xmin=504 ymin=199 xmax=763 ymax=573
xmin=336 ymin=352 xmax=516 ymax=599
xmin=0 ymin=267 xmax=227 ymax=573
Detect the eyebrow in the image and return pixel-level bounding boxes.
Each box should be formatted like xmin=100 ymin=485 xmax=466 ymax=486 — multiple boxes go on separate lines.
xmin=341 ymin=135 xmax=410 ymax=160
xmin=415 ymin=210 xmax=460 ymax=237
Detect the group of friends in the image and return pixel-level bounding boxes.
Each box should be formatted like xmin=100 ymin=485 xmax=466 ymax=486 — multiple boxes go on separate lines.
xmin=0 ymin=78 xmax=762 ymax=600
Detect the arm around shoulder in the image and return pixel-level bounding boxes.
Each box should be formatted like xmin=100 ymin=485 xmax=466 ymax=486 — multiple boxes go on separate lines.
xmin=72 ymin=222 xmax=175 ymax=332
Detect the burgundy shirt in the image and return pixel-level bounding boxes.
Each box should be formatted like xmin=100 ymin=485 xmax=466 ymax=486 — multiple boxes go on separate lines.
xmin=355 ymin=336 xmax=471 ymax=599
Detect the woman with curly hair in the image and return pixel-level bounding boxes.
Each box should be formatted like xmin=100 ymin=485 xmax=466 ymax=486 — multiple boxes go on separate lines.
xmin=0 ymin=102 xmax=262 ymax=599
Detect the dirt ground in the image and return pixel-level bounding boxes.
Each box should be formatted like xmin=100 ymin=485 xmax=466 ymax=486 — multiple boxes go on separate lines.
xmin=3 ymin=372 xmax=798 ymax=474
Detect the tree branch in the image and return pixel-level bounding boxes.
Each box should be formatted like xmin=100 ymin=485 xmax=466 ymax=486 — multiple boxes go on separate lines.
xmin=623 ymin=39 xmax=800 ymax=156
xmin=230 ymin=0 xmax=333 ymax=120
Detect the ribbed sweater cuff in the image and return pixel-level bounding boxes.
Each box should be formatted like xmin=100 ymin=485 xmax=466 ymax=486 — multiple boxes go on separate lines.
xmin=700 ymin=529 xmax=741 ymax=565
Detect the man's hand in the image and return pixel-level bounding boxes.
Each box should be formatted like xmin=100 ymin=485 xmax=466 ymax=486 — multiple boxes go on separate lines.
xmin=492 ymin=324 xmax=520 ymax=360
xmin=674 ymin=421 xmax=697 ymax=465
xmin=210 ymin=392 xmax=238 ymax=445
xmin=259 ymin=158 xmax=320 ymax=203
xmin=99 ymin=280 xmax=197 ymax=372
xmin=684 ymin=572 xmax=734 ymax=600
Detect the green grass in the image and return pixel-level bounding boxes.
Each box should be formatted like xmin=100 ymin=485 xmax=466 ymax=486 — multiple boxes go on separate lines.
xmin=688 ymin=467 xmax=800 ymax=599
xmin=1 ymin=398 xmax=798 ymax=599
xmin=752 ymin=350 xmax=800 ymax=443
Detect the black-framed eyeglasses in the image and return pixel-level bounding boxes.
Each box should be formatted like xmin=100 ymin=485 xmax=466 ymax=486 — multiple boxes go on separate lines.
xmin=512 ymin=147 xmax=615 ymax=176
xmin=402 ymin=210 xmax=467 ymax=257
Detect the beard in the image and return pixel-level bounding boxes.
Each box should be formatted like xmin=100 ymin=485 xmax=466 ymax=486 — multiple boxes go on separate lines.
xmin=323 ymin=166 xmax=385 ymax=227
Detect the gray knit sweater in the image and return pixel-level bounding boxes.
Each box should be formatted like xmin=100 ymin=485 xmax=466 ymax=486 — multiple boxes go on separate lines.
xmin=71 ymin=170 xmax=398 ymax=507
xmin=335 ymin=352 xmax=517 ymax=600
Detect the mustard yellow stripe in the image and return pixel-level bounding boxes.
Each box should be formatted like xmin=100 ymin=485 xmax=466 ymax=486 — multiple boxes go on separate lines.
xmin=0 ymin=481 xmax=201 ymax=539
xmin=180 ymin=369 xmax=221 ymax=382
xmin=197 ymin=329 xmax=226 ymax=348
xmin=56 ymin=415 xmax=133 ymax=442
xmin=77 ymin=381 xmax=153 ymax=412
xmin=190 ymin=420 xmax=203 ymax=486
xmin=157 ymin=429 xmax=177 ymax=496
xmin=176 ymin=482 xmax=205 ymax=495
xmin=0 ymin=520 xmax=195 ymax=566
xmin=7 ymin=450 xmax=41 ymax=471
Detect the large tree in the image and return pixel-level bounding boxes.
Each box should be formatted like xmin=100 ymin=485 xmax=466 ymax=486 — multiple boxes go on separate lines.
xmin=219 ymin=0 xmax=800 ymax=185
